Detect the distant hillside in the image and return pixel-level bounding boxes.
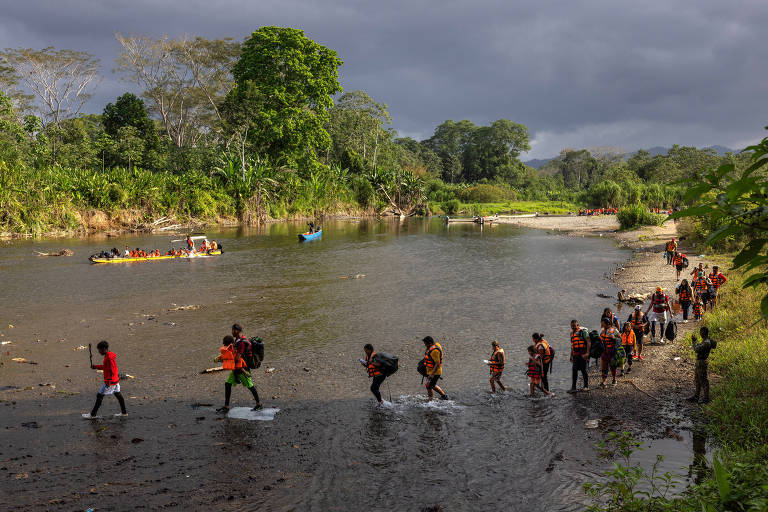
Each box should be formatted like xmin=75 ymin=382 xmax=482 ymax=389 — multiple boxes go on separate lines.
xmin=524 ymin=145 xmax=736 ymax=168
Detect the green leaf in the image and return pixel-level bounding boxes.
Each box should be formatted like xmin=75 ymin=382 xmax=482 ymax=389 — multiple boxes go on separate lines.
xmin=733 ymin=239 xmax=768 ymax=268
xmin=713 ymin=455 xmax=731 ymax=503
xmin=742 ymin=273 xmax=768 ymax=288
xmin=715 ymin=163 xmax=735 ymax=179
xmin=669 ymin=204 xmax=714 ymax=220
xmin=707 ymin=224 xmax=740 ymax=244
xmin=684 ymin=183 xmax=713 ymax=202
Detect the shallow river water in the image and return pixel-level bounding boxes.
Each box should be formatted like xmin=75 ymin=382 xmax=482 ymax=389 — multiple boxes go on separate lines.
xmin=0 ymin=219 xmax=706 ymax=511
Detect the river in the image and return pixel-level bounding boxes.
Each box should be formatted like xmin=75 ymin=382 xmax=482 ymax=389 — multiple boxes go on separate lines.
xmin=0 ymin=219 xmax=704 ymax=511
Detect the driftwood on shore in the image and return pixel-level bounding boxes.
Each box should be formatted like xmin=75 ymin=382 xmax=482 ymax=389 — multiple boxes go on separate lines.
xmin=200 ymin=366 xmax=224 ymax=374
xmin=34 ymin=249 xmax=73 ymax=257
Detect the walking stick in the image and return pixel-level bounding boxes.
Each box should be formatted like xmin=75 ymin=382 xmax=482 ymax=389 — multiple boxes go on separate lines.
xmin=88 ymin=343 xmax=93 ymax=368
xmin=387 ymin=380 xmax=392 ymax=403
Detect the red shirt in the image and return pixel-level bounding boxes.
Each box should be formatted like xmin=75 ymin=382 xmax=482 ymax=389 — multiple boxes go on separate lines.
xmin=94 ymin=351 xmax=119 ymax=385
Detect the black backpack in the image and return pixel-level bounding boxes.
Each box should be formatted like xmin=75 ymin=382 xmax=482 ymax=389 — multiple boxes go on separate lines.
xmin=589 ymin=330 xmax=604 ymax=359
xmin=417 ymin=359 xmax=428 ymax=376
xmin=372 ymin=352 xmax=399 ymax=377
xmin=248 ymin=336 xmax=264 ymax=369
xmin=664 ymin=322 xmax=677 ymax=342
xmin=234 ymin=337 xmax=256 ymax=369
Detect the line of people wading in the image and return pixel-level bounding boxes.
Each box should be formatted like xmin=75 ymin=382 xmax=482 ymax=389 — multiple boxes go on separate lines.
xmin=81 ymin=237 xmax=723 ymax=417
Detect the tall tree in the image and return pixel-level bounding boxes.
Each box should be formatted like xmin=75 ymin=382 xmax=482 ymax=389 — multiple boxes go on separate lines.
xmin=0 ymin=47 xmax=100 ymax=162
xmin=0 ymin=47 xmax=100 ymax=128
xmin=326 ymin=90 xmax=391 ymax=169
xmin=229 ymin=26 xmax=343 ymax=168
xmin=424 ymin=120 xmax=477 ymax=183
xmin=102 ymin=92 xmax=155 ymax=140
xmin=115 ymin=33 xmax=240 ymax=148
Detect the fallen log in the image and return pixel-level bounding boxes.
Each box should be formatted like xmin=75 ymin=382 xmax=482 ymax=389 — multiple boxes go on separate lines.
xmin=200 ymin=366 xmax=224 ymax=374
xmin=35 ymin=249 xmax=73 ymax=257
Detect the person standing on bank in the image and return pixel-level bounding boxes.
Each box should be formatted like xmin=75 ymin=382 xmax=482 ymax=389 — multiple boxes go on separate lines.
xmin=422 ymin=336 xmax=448 ymax=400
xmin=82 ymin=341 xmax=127 ymax=419
xmin=533 ymin=333 xmax=553 ymax=391
xmin=686 ymin=326 xmax=716 ymax=404
xmin=599 ymin=318 xmax=621 ymax=387
xmin=567 ymin=320 xmax=591 ymax=393
xmin=361 ymin=344 xmax=386 ymax=406
xmin=676 ymin=279 xmax=693 ymax=323
xmin=708 ymin=266 xmax=727 ymax=308
xmin=645 ymin=286 xmax=671 ymax=344
xmin=620 ymin=322 xmax=636 ymax=375
xmin=487 ymin=340 xmax=506 ymax=393
xmin=627 ymin=305 xmax=649 ymax=360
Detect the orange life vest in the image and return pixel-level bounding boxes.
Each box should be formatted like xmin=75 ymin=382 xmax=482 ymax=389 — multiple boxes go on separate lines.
xmin=679 ymin=286 xmax=692 ymax=302
xmin=673 ymin=254 xmax=682 ymax=265
xmin=709 ymin=272 xmax=725 ymax=288
xmin=621 ymin=330 xmax=635 ymax=348
xmin=693 ymin=303 xmax=703 ymax=315
xmin=630 ymin=312 xmax=645 ymax=328
xmin=367 ymin=352 xmax=381 ymax=377
xmin=489 ymin=348 xmax=504 ymax=373
xmin=424 ymin=343 xmax=443 ymax=373
xmin=571 ymin=329 xmax=587 ymax=353
xmin=601 ymin=327 xmax=619 ymax=351
xmin=220 ymin=345 xmax=245 ymax=371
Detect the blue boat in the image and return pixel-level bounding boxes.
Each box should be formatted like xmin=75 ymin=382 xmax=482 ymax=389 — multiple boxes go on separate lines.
xmin=298 ymin=229 xmax=322 ymax=242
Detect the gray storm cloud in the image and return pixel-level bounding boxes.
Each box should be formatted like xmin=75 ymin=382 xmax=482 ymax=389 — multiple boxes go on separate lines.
xmin=1 ymin=0 xmax=765 ymax=158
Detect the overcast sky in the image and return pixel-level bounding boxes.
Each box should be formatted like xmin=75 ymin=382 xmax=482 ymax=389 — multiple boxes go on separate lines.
xmin=2 ymin=0 xmax=766 ymax=158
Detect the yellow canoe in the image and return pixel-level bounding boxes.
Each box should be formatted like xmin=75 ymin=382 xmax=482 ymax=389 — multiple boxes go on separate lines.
xmin=89 ymin=250 xmax=222 ymax=264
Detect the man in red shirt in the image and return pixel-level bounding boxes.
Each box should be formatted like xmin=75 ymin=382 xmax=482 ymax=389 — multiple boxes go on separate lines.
xmin=83 ymin=340 xmax=127 ymax=418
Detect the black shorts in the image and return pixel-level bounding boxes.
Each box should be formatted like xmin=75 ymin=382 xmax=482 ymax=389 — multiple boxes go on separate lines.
xmin=676 ymin=265 xmax=683 ymax=271
xmin=426 ymin=375 xmax=441 ymax=389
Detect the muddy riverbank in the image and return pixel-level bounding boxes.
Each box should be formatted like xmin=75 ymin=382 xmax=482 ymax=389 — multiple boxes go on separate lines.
xmin=0 ymin=217 xmax=709 ymax=511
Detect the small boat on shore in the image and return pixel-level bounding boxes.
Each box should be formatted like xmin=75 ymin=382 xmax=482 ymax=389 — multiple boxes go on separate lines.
xmin=89 ymin=250 xmax=222 ymax=264
xmin=298 ymin=229 xmax=322 ymax=242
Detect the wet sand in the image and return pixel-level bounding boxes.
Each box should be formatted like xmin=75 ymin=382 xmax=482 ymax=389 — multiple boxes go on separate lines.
xmin=0 ymin=217 xmax=707 ymax=511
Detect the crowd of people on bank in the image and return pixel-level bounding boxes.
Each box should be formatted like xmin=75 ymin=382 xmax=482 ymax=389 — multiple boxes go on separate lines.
xmin=578 ymin=208 xmax=618 ymax=216
xmin=81 ymin=237 xmax=723 ymax=417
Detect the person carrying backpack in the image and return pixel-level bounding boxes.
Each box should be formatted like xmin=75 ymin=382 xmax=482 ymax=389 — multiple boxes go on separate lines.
xmin=567 ymin=320 xmax=591 ymax=393
xmin=686 ymin=326 xmax=716 ymax=404
xmin=215 ymin=334 xmax=263 ymax=413
xmin=360 ymin=344 xmax=390 ymax=407
xmin=422 ymin=336 xmax=448 ymax=401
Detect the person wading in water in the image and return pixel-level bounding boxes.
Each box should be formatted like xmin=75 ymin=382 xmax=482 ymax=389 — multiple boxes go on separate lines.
xmin=360 ymin=344 xmax=387 ymax=407
xmin=567 ymin=320 xmax=591 ymax=393
xmin=422 ymin=336 xmax=448 ymax=401
xmin=533 ymin=333 xmax=553 ymax=392
xmin=487 ymin=340 xmax=506 ymax=393
xmin=214 ymin=335 xmax=262 ymax=413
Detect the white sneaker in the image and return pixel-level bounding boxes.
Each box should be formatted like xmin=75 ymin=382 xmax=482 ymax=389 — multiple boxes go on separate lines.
xmin=81 ymin=413 xmax=98 ymax=419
